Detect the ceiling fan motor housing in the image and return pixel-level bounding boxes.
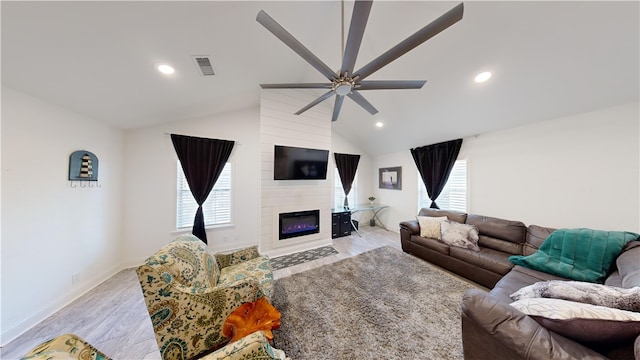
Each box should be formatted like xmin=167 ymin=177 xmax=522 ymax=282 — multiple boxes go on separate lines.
xmin=333 ymin=77 xmax=355 ymax=96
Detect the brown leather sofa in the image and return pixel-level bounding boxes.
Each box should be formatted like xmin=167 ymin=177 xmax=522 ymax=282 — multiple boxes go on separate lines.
xmin=400 ymin=208 xmax=640 ymax=360
xmin=400 ymin=208 xmax=527 ymax=289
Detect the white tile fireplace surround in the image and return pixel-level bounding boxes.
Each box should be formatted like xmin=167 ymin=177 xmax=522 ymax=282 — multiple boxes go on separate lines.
xmin=260 ymin=89 xmax=333 ymax=257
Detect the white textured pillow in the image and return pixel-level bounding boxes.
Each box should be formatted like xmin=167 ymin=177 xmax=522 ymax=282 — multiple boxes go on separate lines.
xmin=440 ymin=220 xmax=480 ymax=251
xmin=416 ymin=216 xmax=447 ymax=239
xmin=510 ymin=297 xmax=640 ymax=343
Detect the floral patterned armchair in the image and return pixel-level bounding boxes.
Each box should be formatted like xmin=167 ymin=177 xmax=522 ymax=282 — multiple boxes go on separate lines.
xmin=21 ymin=333 xmax=110 ymax=360
xmin=22 ymin=332 xmax=288 ymax=360
xmin=136 ymin=234 xmax=274 ymax=360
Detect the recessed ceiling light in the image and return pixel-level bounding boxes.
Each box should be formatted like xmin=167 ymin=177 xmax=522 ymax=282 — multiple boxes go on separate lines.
xmin=474 ymin=71 xmax=491 ymax=83
xmin=375 ymin=122 xmax=384 ymax=128
xmin=157 ymin=64 xmax=175 ymax=75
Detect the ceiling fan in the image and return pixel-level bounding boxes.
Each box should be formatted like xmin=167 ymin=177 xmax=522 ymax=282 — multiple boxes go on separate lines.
xmin=256 ymin=1 xmax=464 ymax=122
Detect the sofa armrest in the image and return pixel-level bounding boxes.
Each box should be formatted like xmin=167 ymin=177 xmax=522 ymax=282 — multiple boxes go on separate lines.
xmin=399 ymin=219 xmax=419 ymax=235
xmin=201 ymin=331 xmax=289 ymax=360
xmin=461 ymin=289 xmax=608 ymax=360
xmin=215 ymin=246 xmax=261 ymax=269
xmin=399 ymin=220 xmax=420 ymax=253
xmin=21 ymin=334 xmax=112 ymax=360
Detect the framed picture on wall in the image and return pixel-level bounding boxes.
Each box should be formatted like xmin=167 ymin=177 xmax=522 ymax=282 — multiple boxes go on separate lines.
xmin=379 ymin=166 xmax=402 ymax=190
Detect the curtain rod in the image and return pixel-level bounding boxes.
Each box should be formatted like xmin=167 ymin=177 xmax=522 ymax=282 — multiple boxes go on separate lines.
xmin=163 ymin=132 xmax=241 ymax=146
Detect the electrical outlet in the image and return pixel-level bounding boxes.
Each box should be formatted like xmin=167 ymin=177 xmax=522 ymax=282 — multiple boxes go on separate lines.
xmin=72 ymin=273 xmax=80 ymax=285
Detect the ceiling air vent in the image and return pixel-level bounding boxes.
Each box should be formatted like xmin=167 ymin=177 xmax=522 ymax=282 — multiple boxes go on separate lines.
xmin=193 ymin=56 xmax=215 ymax=77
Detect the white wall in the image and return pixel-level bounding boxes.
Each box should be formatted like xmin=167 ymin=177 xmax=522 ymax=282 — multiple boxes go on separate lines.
xmin=371 ymin=151 xmax=418 ymax=232
xmin=121 ymin=107 xmax=261 ymax=266
xmin=373 ymin=102 xmax=640 ymax=233
xmin=460 ymin=102 xmax=639 ymax=231
xmin=1 ymin=87 xmax=124 ymax=344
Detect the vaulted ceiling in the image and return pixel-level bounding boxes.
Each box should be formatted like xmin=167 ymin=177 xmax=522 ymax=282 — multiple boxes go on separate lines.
xmin=2 ymin=1 xmax=638 ymax=155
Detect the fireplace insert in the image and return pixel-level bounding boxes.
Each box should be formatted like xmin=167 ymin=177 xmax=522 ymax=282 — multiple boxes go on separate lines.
xmin=279 ymin=210 xmax=320 ymax=240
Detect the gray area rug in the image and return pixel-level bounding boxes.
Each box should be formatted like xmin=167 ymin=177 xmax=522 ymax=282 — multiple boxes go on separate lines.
xmin=271 ymin=245 xmax=338 ymax=270
xmin=271 ymin=246 xmax=478 ymax=360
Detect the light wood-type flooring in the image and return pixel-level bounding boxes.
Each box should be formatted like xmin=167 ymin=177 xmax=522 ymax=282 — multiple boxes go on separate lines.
xmin=1 ymin=225 xmax=401 ymax=359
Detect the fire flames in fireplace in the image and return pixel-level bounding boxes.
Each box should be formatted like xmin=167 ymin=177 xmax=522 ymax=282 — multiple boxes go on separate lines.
xmin=279 ymin=210 xmax=320 ymax=240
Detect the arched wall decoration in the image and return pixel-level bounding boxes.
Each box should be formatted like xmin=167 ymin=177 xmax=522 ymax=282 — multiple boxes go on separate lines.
xmin=69 ymin=150 xmax=100 ymax=187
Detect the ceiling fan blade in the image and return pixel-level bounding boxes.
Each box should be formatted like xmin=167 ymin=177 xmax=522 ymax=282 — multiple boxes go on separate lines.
xmin=257 ymin=10 xmax=336 ymax=81
xmin=260 ymin=83 xmax=333 ymax=89
xmin=332 ymin=95 xmax=345 ymax=122
xmin=341 ymin=0 xmax=373 ymax=75
xmin=354 ymin=3 xmax=464 ymax=81
xmin=358 ymin=80 xmax=426 ymax=90
xmin=347 ymin=90 xmax=378 ymax=115
xmin=294 ymin=90 xmax=335 ymax=115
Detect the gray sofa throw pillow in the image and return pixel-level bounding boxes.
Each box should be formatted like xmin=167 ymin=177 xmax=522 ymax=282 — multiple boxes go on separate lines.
xmin=510 ymin=280 xmax=640 ymax=312
xmin=440 ymin=220 xmax=480 ymax=251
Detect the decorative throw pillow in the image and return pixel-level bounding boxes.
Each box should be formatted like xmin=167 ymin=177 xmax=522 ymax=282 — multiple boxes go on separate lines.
xmin=509 ymin=228 xmax=639 ymax=283
xmin=510 ymin=280 xmax=640 ymax=312
xmin=416 ymin=216 xmax=448 ymax=239
xmin=440 ymin=220 xmax=480 ymax=251
xmin=509 ymin=297 xmax=640 ymax=344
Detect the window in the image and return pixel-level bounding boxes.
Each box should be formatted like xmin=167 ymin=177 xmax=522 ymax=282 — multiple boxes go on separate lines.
xmin=418 ymin=159 xmax=467 ymax=212
xmin=334 ymin=168 xmax=357 ymax=208
xmin=176 ymin=162 xmax=232 ymax=229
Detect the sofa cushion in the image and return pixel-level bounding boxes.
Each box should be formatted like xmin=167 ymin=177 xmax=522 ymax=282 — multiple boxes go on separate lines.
xmin=411 ymin=235 xmax=450 ymax=255
xmin=416 ymin=215 xmax=447 ymax=239
xmin=509 ymin=228 xmax=639 ymax=283
xmin=605 ymin=271 xmax=623 ymax=287
xmin=509 ymin=297 xmax=640 ymax=344
xmin=510 ymin=280 xmax=640 ymax=312
xmin=524 ymin=225 xmax=555 ymax=256
xmin=218 ymin=256 xmax=274 ymax=299
xmin=490 ymin=265 xmax=566 ymax=303
xmin=466 ymin=214 xmax=527 ymax=245
xmin=449 ymin=246 xmax=513 ymax=276
xmin=417 ymin=208 xmax=467 ymax=224
xmin=216 ymin=246 xmax=261 ymax=269
xmin=478 ymin=235 xmax=522 ymax=255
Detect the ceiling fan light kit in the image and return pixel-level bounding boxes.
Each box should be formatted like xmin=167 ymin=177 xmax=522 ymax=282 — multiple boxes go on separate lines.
xmin=257 ymin=1 xmax=464 ymax=122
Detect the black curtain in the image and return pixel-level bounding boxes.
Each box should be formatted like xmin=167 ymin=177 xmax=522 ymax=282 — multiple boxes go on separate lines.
xmin=411 ymin=139 xmax=462 ymax=209
xmin=171 ymin=134 xmax=235 ymax=243
xmin=334 ymin=153 xmax=360 ymax=208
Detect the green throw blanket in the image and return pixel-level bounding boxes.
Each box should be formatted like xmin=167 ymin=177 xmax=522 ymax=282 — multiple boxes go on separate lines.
xmin=509 ymin=228 xmax=639 ymax=283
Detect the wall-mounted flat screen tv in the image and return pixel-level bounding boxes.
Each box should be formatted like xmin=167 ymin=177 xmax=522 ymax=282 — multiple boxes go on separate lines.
xmin=274 ymin=145 xmax=329 ymax=180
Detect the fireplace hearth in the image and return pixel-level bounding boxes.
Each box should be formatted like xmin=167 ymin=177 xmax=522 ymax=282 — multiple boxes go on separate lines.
xmin=279 ymin=210 xmax=320 ymax=240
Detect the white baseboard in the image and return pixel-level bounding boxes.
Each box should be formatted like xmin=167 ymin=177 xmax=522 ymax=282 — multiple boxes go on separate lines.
xmin=0 ymin=263 xmax=121 ymax=347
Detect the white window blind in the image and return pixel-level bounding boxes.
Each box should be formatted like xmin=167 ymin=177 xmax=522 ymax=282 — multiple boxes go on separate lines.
xmin=334 ymin=168 xmax=357 ymax=208
xmin=418 ymin=159 xmax=467 ymax=212
xmin=177 ymin=162 xmax=232 ymax=229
